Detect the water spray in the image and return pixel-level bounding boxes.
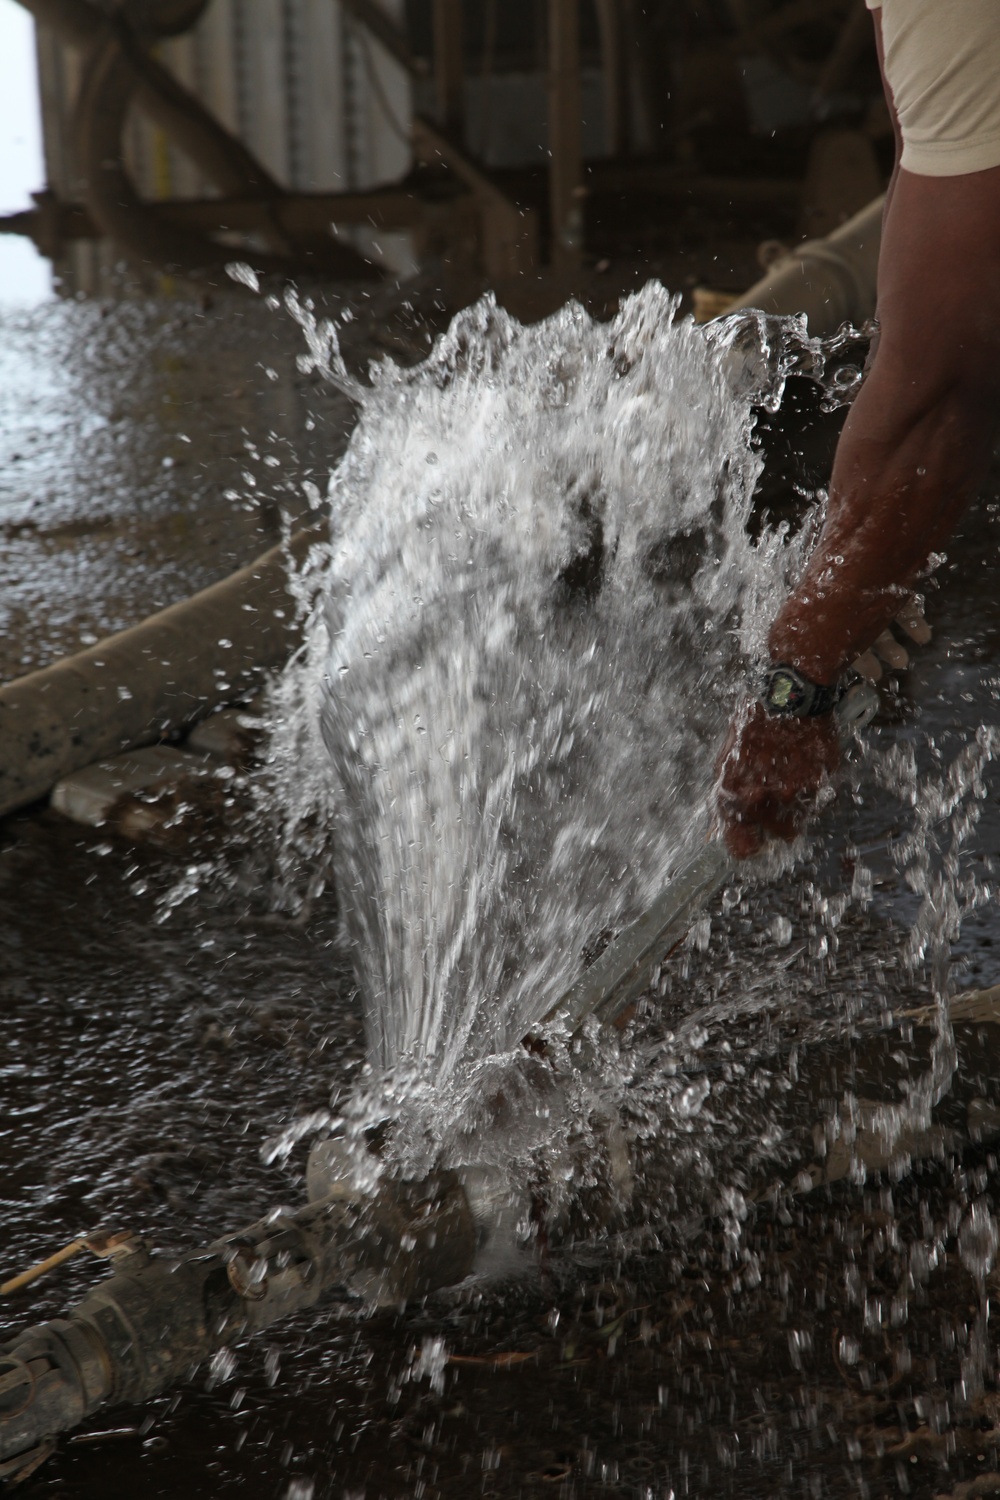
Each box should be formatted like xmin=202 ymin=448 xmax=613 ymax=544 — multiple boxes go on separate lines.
xmin=532 ymin=680 xmax=879 ymax=1042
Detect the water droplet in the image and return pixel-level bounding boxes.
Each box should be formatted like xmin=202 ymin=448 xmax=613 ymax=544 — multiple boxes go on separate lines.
xmin=284 ymin=1481 xmax=315 ymax=1500
xmin=226 ymin=261 xmax=260 ymax=291
xmin=959 ymin=1201 xmax=998 ymax=1284
xmin=410 ymin=1336 xmax=449 ymax=1394
xmin=838 ymin=1335 xmax=860 ymax=1366
xmin=206 ymin=1348 xmax=237 ymax=1389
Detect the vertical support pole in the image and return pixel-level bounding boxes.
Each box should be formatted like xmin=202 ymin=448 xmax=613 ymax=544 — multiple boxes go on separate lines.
xmin=593 ymin=0 xmax=627 ymax=157
xmin=433 ymin=0 xmax=463 ymax=137
xmin=548 ymin=0 xmax=583 ymax=273
xmin=622 ymin=0 xmax=675 ymax=153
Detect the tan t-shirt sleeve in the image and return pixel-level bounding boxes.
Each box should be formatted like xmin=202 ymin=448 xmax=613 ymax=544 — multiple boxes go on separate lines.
xmin=865 ymin=0 xmax=1000 ymax=175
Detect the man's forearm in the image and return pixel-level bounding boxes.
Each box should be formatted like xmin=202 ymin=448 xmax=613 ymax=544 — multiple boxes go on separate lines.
xmin=717 ymin=33 xmax=1000 ymax=858
xmin=768 ymin=388 xmax=987 ymax=683
xmin=767 ymin=161 xmax=1000 ymax=686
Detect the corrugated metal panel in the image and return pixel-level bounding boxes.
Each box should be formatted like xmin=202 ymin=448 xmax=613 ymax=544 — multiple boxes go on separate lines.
xmin=30 ymin=0 xmax=418 ymax=292
xmin=295 ymin=0 xmax=349 ymax=189
xmin=344 ymin=0 xmax=412 ymax=189
xmin=238 ymin=0 xmax=291 ymax=183
xmin=191 ymin=0 xmax=241 ymax=137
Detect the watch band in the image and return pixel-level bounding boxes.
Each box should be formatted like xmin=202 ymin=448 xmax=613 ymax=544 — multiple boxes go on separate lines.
xmin=758 ymin=663 xmax=839 ymax=718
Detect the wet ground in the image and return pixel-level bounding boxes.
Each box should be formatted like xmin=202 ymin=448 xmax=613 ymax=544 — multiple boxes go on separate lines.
xmin=0 ymin=280 xmax=442 ymax=682
xmin=3 ymin=288 xmax=1000 ymax=1499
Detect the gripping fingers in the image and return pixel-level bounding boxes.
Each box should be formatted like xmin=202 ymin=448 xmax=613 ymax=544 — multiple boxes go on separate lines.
xmin=851 ymin=647 xmax=883 ymax=683
xmin=850 ymin=596 xmax=932 ymax=682
xmin=894 ymin=596 xmax=932 ymax=646
xmin=851 ymin=632 xmax=908 ymax=683
xmin=873 ymin=627 xmax=910 ymax=671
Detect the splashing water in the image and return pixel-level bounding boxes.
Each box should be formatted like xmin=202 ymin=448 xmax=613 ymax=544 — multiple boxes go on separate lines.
xmin=850 ymin=724 xmax=1000 ymax=1151
xmin=250 ymin=281 xmax=1000 ymax=1229
xmin=261 ymin=287 xmax=829 ymax=1138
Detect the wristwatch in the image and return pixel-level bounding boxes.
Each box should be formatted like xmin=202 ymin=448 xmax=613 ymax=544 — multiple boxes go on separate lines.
xmin=758 ymin=663 xmax=839 ymax=718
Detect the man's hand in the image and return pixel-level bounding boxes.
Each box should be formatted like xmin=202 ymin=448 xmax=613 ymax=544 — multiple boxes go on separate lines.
xmin=715 ymin=702 xmax=840 ymax=859
xmin=852 ymin=597 xmax=932 ymax=684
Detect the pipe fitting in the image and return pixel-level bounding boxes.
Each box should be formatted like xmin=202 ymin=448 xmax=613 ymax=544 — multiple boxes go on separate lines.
xmin=0 ymin=1175 xmax=476 ymax=1478
xmin=728 ymin=194 xmax=885 ymax=338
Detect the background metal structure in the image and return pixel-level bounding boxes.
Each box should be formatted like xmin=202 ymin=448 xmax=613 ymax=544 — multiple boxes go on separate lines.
xmin=1 ymin=0 xmax=891 ymax=301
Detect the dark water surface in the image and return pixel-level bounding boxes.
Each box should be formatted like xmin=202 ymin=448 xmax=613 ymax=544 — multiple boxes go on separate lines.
xmin=3 ymin=298 xmax=1000 ymax=1499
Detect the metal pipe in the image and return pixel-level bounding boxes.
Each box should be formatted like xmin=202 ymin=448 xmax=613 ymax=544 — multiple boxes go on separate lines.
xmin=533 ymin=682 xmax=880 ymax=1044
xmin=727 ymin=193 xmax=885 ymax=336
xmin=339 ymin=0 xmax=425 ymax=79
xmin=0 ymin=528 xmax=320 ymax=821
xmin=18 ymin=0 xmax=376 ymax=274
xmin=16 ymin=0 xmax=284 ymax=199
xmin=73 ymin=21 xmax=375 ymax=279
xmin=0 ymin=1175 xmax=476 ymax=1482
xmin=75 ymin=34 xmax=248 ymax=276
xmin=433 ymin=0 xmax=464 ymax=135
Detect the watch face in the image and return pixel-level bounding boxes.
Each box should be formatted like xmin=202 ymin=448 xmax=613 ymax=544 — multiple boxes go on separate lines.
xmin=766 ymin=670 xmax=803 ymax=713
xmin=761 ymin=665 xmax=837 ymax=718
